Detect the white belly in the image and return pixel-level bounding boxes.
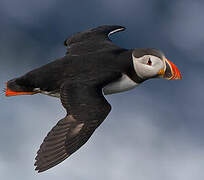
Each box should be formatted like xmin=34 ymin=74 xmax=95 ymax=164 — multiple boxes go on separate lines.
xmin=103 ymin=74 xmax=138 ymax=95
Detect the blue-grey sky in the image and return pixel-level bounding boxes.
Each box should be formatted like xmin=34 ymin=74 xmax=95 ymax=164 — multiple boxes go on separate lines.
xmin=0 ymin=0 xmax=204 ymax=179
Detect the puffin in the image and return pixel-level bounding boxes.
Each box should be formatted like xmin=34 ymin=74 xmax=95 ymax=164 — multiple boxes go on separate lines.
xmin=5 ymin=25 xmax=182 ymax=172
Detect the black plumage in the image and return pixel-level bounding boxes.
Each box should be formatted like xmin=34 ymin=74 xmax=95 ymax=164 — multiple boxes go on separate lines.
xmin=7 ymin=25 xmax=134 ymax=94
xmin=35 ymin=81 xmax=111 ymax=172
xmin=7 ymin=25 xmax=137 ymax=172
xmin=6 ymin=25 xmax=181 ymax=172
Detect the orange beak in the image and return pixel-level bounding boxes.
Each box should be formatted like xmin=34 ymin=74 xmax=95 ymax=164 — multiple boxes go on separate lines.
xmin=166 ymin=59 xmax=182 ymax=80
xmin=159 ymin=59 xmax=182 ymax=80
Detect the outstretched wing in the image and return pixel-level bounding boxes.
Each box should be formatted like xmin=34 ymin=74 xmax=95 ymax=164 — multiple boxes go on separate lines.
xmin=35 ymin=81 xmax=111 ymax=172
xmin=64 ymin=25 xmax=126 ymax=55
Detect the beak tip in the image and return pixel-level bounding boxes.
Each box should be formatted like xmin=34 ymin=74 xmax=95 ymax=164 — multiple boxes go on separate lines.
xmin=166 ymin=59 xmax=182 ymax=80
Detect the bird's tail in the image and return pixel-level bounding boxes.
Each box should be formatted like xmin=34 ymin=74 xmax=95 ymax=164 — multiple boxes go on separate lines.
xmin=5 ymin=78 xmax=37 ymax=97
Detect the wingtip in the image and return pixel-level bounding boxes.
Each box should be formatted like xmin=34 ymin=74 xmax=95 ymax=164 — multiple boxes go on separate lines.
xmin=35 ymin=168 xmax=43 ymax=173
xmin=34 ymin=163 xmax=44 ymax=173
xmin=98 ymin=24 xmax=125 ymax=29
xmin=116 ymin=25 xmax=126 ymax=30
xmin=93 ymin=25 xmax=126 ymax=34
xmin=34 ymin=165 xmax=51 ymax=173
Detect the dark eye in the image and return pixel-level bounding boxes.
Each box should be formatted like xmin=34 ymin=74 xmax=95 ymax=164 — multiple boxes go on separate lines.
xmin=147 ymin=58 xmax=152 ymax=66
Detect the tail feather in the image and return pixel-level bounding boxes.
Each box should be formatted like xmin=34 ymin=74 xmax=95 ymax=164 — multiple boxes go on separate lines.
xmin=5 ymin=79 xmax=37 ymax=97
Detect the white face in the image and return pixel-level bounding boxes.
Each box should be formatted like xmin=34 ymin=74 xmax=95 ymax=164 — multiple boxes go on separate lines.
xmin=132 ymin=55 xmax=165 ymax=79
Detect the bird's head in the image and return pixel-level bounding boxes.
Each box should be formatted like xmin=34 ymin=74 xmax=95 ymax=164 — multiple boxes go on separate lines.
xmin=132 ymin=48 xmax=182 ymax=80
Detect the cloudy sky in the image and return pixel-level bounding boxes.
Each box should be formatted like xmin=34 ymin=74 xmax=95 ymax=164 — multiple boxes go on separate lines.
xmin=0 ymin=0 xmax=204 ymax=179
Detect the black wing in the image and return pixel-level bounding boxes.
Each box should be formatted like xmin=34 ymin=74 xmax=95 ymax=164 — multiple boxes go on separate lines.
xmin=64 ymin=25 xmax=126 ymax=55
xmin=34 ymin=81 xmax=111 ymax=172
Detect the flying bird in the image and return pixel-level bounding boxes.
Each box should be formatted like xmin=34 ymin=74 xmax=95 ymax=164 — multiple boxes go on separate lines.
xmin=5 ymin=25 xmax=182 ymax=172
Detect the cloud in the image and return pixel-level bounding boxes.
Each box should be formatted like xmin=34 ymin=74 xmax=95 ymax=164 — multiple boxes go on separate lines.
xmin=2 ymin=97 xmax=204 ymax=180
xmin=1 ymin=0 xmax=58 ymax=24
xmin=166 ymin=1 xmax=204 ymax=51
xmin=0 ymin=0 xmax=204 ymax=179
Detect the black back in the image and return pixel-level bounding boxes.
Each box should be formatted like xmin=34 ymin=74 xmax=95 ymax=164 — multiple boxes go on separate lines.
xmin=7 ymin=25 xmax=135 ymax=94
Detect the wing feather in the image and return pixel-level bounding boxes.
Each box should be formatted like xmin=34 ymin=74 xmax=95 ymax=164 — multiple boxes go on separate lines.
xmin=64 ymin=25 xmax=126 ymax=55
xmin=34 ymin=82 xmax=111 ymax=172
